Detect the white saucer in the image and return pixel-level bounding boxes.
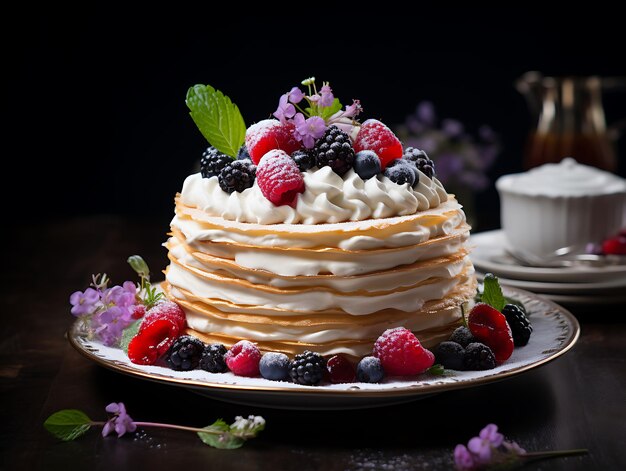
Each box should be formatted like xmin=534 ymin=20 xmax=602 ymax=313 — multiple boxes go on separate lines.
xmin=470 ymin=230 xmax=626 ymax=283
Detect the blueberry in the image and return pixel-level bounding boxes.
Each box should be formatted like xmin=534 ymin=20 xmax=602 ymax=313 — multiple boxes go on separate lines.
xmin=259 ymin=352 xmax=291 ymax=381
xmin=354 ymin=150 xmax=381 ymax=180
xmin=433 ymin=341 xmax=465 ymax=370
xmin=384 ymin=160 xmax=417 ymax=186
xmin=356 ymin=356 xmax=385 ymax=383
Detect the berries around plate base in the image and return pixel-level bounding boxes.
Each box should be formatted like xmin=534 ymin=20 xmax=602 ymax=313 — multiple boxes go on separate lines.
xmin=289 ymin=350 xmax=326 ymax=386
xmin=326 ymin=354 xmax=356 ymax=383
xmin=468 ymin=303 xmax=514 ymax=363
xmin=434 ymin=341 xmax=465 ymax=370
xmin=356 ymin=356 xmax=385 ymax=383
xmin=502 ymin=304 xmax=532 ymax=346
xmin=464 ymin=342 xmax=497 ymax=370
xmin=200 ymin=343 xmax=228 ymax=373
xmin=166 ymin=335 xmax=205 ymax=371
xmin=225 ymin=340 xmax=261 ymax=377
xmin=259 ymin=352 xmax=291 ymax=381
xmin=373 ymin=327 xmax=435 ymax=376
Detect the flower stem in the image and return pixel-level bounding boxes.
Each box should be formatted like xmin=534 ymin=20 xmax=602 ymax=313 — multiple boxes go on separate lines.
xmin=523 ymin=449 xmax=588 ymax=462
xmin=134 ymin=422 xmax=215 ymax=434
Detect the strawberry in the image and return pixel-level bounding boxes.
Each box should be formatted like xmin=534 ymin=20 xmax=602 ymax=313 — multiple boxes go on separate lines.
xmin=128 ymin=317 xmax=180 ymax=365
xmin=353 ymin=119 xmax=403 ymax=169
xmin=256 ymin=149 xmax=305 ymax=207
xmin=468 ymin=303 xmax=514 ymax=363
xmin=245 ymin=119 xmax=301 ymax=164
xmin=602 ymin=236 xmax=626 ymax=255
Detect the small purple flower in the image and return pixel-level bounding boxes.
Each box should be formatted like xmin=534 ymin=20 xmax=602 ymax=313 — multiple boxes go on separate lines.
xmin=273 ymin=94 xmax=296 ymax=123
xmin=69 ymin=288 xmax=100 ymax=317
xmin=319 ymin=84 xmax=334 ymax=107
xmin=288 ymin=87 xmax=304 ymax=104
xmin=293 ymin=113 xmax=326 ymax=149
xmin=91 ymin=305 xmax=134 ymax=346
xmin=479 ymin=423 xmax=504 ymax=447
xmin=454 ymin=444 xmax=476 ymax=470
xmin=102 ymin=402 xmax=136 ymax=438
xmin=502 ymin=440 xmax=526 ymax=455
xmin=308 ymin=94 xmax=320 ymax=103
xmin=468 ymin=436 xmax=493 ymax=464
xmin=442 ymin=119 xmax=464 ymax=138
xmin=416 ymin=101 xmax=436 ymax=126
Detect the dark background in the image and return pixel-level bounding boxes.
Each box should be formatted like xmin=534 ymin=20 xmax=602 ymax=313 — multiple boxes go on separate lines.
xmin=6 ymin=11 xmax=626 ymax=230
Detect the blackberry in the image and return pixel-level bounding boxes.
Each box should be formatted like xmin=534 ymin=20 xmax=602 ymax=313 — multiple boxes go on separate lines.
xmin=502 ymin=304 xmax=533 ymax=346
xmin=403 ymin=147 xmax=435 ymax=179
xmin=354 ymin=150 xmax=381 ymax=180
xmin=314 ymin=125 xmax=355 ymax=176
xmin=236 ymin=145 xmax=252 ymax=161
xmin=199 ymin=343 xmax=228 ymax=373
xmin=464 ymin=342 xmax=497 ymax=370
xmin=218 ymin=160 xmax=256 ymax=193
xmin=166 ymin=335 xmax=205 ymax=371
xmin=384 ymin=159 xmax=417 ymax=186
xmin=434 ymin=341 xmax=465 ymax=370
xmin=200 ymin=146 xmax=232 ymax=178
xmin=449 ymin=325 xmax=477 ymax=347
xmin=291 ymin=149 xmax=317 ymax=172
xmin=259 ymin=352 xmax=291 ymax=381
xmin=356 ymin=356 xmax=385 ymax=383
xmin=289 ymin=350 xmax=326 ymax=386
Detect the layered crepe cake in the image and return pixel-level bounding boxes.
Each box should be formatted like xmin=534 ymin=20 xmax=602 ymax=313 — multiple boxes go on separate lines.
xmin=164 ymin=81 xmax=476 ymax=359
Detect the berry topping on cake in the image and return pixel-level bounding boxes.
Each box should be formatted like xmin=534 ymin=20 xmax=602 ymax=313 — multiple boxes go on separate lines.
xmin=468 ymin=303 xmax=514 ymax=363
xmin=200 ymin=146 xmax=233 ymax=179
xmin=289 ymin=350 xmax=326 ymax=386
xmin=144 ymin=301 xmax=186 ymax=331
xmin=236 ymin=144 xmax=252 ymax=161
xmin=291 ymin=149 xmax=317 ymax=172
xmin=403 ymin=147 xmax=436 ymax=179
xmin=449 ymin=326 xmax=477 ymax=347
xmin=218 ymin=160 xmax=256 ymax=193
xmin=259 ymin=352 xmax=291 ymax=381
xmin=353 ymin=119 xmax=403 ymax=169
xmin=356 ymin=356 xmax=385 ymax=383
xmin=245 ymin=120 xmax=300 ymax=164
xmin=199 ymin=343 xmax=228 ymax=373
xmin=384 ymin=160 xmax=417 ymax=186
xmin=166 ymin=335 xmax=205 ymax=371
xmin=225 ymin=340 xmax=261 ymax=377
xmin=354 ymin=150 xmax=382 ymax=180
xmin=314 ymin=126 xmax=356 ymax=176
xmin=326 ymin=354 xmax=356 ymax=383
xmin=132 ymin=304 xmax=146 ymax=319
xmin=464 ymin=342 xmax=497 ymax=370
xmin=256 ymin=150 xmax=305 ymax=207
xmin=433 ymin=341 xmax=465 ymax=370
xmin=128 ymin=316 xmax=180 ymax=365
xmin=373 ymin=327 xmax=435 ymax=376
xmin=502 ymin=304 xmax=533 ymax=346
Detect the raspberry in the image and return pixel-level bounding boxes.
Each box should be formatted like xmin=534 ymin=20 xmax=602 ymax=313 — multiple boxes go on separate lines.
xmin=326 ymin=354 xmax=356 ymax=383
xmin=502 ymin=304 xmax=533 ymax=346
xmin=356 ymin=356 xmax=385 ymax=383
xmin=468 ymin=303 xmax=514 ymax=363
xmin=218 ymin=160 xmax=256 ymax=193
xmin=353 ymin=119 xmax=403 ymax=169
xmin=314 ymin=126 xmax=356 ymax=176
xmin=291 ymin=149 xmax=317 ymax=172
xmin=245 ymin=119 xmax=300 ymax=164
xmin=602 ymin=236 xmax=626 ymax=255
xmin=225 ymin=340 xmax=261 ymax=377
xmin=132 ymin=304 xmax=146 ymax=319
xmin=256 ymin=149 xmax=305 ymax=207
xmin=403 ymin=147 xmax=435 ymax=179
xmin=166 ymin=335 xmax=205 ymax=371
xmin=143 ymin=301 xmax=186 ymax=331
xmin=128 ymin=316 xmax=180 ymax=365
xmin=373 ymin=327 xmax=435 ymax=376
xmin=200 ymin=146 xmax=232 ymax=178
xmin=289 ymin=350 xmax=326 ymax=386
xmin=200 ymin=343 xmax=228 ymax=373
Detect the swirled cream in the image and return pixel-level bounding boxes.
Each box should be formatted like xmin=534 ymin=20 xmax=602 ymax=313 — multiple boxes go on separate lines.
xmin=180 ymin=166 xmax=448 ymax=225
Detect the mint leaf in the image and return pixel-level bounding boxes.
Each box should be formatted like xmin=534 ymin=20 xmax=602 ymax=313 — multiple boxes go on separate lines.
xmin=428 ymin=364 xmax=445 ymax=376
xmin=321 ymin=98 xmax=342 ymax=120
xmin=186 ymin=85 xmax=245 ymax=157
xmin=482 ymin=273 xmax=506 ymax=311
xmin=197 ymin=419 xmax=245 ymax=449
xmin=120 ymin=320 xmax=142 ymax=354
xmin=44 ymin=409 xmax=92 ymax=441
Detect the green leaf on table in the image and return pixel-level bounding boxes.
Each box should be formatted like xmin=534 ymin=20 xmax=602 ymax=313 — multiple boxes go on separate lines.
xmin=321 ymin=98 xmax=342 ymax=120
xmin=186 ymin=84 xmax=246 ymax=157
xmin=44 ymin=409 xmax=92 ymax=441
xmin=481 ymin=273 xmax=506 ymax=311
xmin=120 ymin=320 xmax=142 ymax=354
xmin=197 ymin=419 xmax=245 ymax=449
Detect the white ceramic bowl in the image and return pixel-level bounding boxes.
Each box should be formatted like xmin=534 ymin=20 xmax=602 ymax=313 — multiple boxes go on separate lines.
xmin=496 ymin=158 xmax=626 ymax=259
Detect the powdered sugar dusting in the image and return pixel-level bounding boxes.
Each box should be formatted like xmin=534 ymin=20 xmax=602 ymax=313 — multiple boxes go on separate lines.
xmin=245 ymin=119 xmax=282 ymax=149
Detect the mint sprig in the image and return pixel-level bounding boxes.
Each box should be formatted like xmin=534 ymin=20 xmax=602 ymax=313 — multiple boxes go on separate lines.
xmin=120 ymin=320 xmax=141 ymax=354
xmin=481 ymin=273 xmax=506 ymax=311
xmin=44 ymin=409 xmax=92 ymax=441
xmin=197 ymin=419 xmax=245 ymax=449
xmin=186 ymin=84 xmax=246 ymax=157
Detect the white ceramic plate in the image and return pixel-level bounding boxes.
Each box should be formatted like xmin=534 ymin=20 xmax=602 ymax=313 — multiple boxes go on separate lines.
xmin=68 ymin=287 xmax=579 ymax=410
xmin=471 ymin=230 xmax=626 ymax=283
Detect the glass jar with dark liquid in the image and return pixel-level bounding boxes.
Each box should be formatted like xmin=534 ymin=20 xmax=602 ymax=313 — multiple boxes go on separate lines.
xmin=516 ymin=72 xmax=624 ymax=171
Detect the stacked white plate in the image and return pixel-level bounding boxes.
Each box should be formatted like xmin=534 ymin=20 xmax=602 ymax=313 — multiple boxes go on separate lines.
xmin=470 ymin=230 xmax=626 ymax=305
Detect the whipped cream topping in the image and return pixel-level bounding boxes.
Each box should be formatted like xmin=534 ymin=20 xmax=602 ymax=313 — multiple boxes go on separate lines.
xmin=496 ymin=157 xmax=626 ymax=197
xmin=180 ymin=166 xmax=448 ymax=225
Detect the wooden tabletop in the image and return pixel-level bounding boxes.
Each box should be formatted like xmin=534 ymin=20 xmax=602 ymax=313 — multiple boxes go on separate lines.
xmin=2 ymin=216 xmax=625 ymax=470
